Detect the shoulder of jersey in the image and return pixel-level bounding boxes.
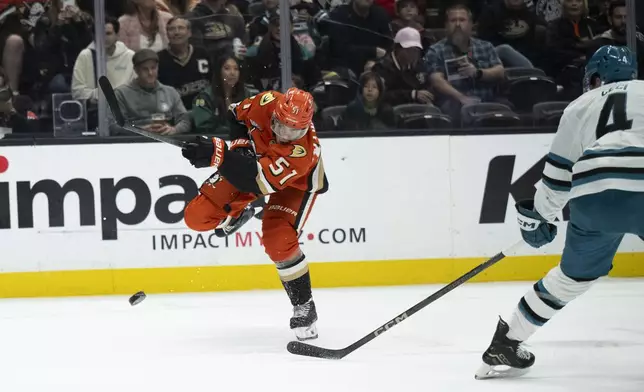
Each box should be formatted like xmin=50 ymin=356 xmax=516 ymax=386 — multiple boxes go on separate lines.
xmin=254 ymin=90 xmax=282 ymax=107
xmin=567 ymin=86 xmax=605 ymax=113
xmin=566 ymin=79 xmax=637 ymax=115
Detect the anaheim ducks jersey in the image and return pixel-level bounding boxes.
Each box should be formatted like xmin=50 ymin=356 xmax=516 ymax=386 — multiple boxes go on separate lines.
xmin=230 ymin=91 xmax=329 ymax=195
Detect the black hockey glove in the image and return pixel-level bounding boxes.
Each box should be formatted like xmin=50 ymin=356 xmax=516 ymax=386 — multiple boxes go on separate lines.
xmin=516 ymin=199 xmax=557 ymax=248
xmin=229 ymin=138 xmax=256 ymax=159
xmin=181 ymin=136 xmax=228 ymax=169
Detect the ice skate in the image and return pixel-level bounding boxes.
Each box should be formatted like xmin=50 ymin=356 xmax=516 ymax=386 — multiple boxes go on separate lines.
xmin=475 ymin=317 xmax=535 ymax=380
xmin=214 ymin=204 xmax=255 ymax=237
xmin=290 ymin=299 xmax=318 ymax=341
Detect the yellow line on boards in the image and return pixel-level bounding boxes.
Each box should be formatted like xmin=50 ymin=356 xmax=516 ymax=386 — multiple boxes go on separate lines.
xmin=0 ymin=253 xmax=642 ymax=298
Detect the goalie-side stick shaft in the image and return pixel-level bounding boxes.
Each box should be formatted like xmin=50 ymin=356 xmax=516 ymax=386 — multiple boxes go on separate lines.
xmin=286 ymin=239 xmax=524 ymax=359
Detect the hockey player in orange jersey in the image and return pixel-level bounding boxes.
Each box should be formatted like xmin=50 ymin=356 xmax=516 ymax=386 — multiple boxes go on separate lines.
xmin=180 ymin=87 xmax=328 ymax=341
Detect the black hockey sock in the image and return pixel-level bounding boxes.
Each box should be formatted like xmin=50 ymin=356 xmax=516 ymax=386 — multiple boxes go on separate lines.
xmin=282 ymin=272 xmax=313 ymax=306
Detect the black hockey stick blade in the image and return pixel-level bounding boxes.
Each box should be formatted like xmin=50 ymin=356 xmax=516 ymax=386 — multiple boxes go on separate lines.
xmin=99 ymin=76 xmax=184 ymax=148
xmin=287 ymin=239 xmax=524 ymax=360
xmin=286 ymin=341 xmax=348 ymax=359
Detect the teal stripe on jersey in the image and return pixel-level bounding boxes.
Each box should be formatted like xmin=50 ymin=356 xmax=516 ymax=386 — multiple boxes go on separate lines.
xmin=582 ymin=146 xmax=644 ymax=157
xmin=543 ymin=176 xmax=572 ymax=191
xmin=548 ymin=152 xmax=574 ymax=169
xmin=572 ymin=171 xmax=644 ymax=187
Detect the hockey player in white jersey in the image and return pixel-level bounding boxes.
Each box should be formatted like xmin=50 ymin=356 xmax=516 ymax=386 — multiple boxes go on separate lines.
xmin=475 ymin=45 xmax=644 ymax=380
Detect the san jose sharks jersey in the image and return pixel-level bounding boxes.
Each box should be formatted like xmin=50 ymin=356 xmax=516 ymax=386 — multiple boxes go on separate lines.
xmin=536 ymin=80 xmax=644 ymax=221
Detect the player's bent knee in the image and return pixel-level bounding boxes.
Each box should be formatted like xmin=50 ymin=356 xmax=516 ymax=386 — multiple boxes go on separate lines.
xmin=183 ymin=196 xmax=220 ymax=232
xmin=264 ymin=238 xmax=300 ymax=263
xmin=542 ymin=265 xmax=595 ymax=304
xmin=262 ymin=218 xmax=300 ymax=263
xmin=183 ymin=205 xmax=211 ymax=231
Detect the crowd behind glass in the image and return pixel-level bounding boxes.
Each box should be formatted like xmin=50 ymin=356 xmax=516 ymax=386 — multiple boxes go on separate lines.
xmin=0 ymin=0 xmax=641 ymax=138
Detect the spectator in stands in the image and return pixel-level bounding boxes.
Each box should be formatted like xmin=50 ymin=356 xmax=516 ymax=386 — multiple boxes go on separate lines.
xmin=338 ymin=71 xmax=395 ymax=130
xmin=0 ymin=36 xmax=22 ymax=98
xmin=391 ymin=0 xmax=434 ymax=48
xmin=18 ymin=1 xmax=94 ymax=100
xmin=103 ymin=0 xmax=127 ymax=20
xmin=118 ymin=0 xmax=173 ymax=52
xmin=0 ymin=66 xmax=37 ymax=133
xmin=546 ymin=0 xmax=597 ymax=66
xmin=326 ymin=0 xmax=392 ymax=78
xmin=245 ymin=9 xmax=320 ymax=90
xmin=185 ymin=0 xmax=247 ymax=61
xmin=0 ymin=1 xmax=30 ymax=97
xmin=364 ymin=59 xmax=376 ymax=73
xmin=536 ymin=0 xmax=563 ymax=23
xmin=298 ymin=0 xmax=330 ymax=38
xmin=192 ymin=54 xmax=253 ymax=134
xmin=375 ymin=0 xmax=395 ymax=19
xmin=71 ymin=16 xmax=135 ymax=103
xmin=432 ymin=0 xmax=488 ymax=23
xmin=112 ymin=49 xmax=191 ymax=135
xmin=0 ymin=0 xmax=91 ymax=96
xmin=156 ymin=0 xmax=198 ymax=15
xmin=291 ymin=3 xmax=321 ymax=57
xmin=248 ymin=0 xmax=278 ymax=44
xmin=546 ymin=0 xmax=598 ymax=97
xmin=391 ymin=0 xmax=423 ymax=35
xmin=423 ymin=4 xmax=506 ymax=120
xmin=157 ymin=16 xmax=211 ymax=109
xmin=0 ymin=0 xmax=50 ymax=96
xmin=247 ymin=0 xmax=320 ymax=54
xmin=372 ymin=27 xmax=434 ymax=106
xmin=590 ymin=0 xmax=611 ymax=32
xmin=477 ymin=0 xmax=544 ymax=68
xmin=589 ymin=0 xmax=644 ymax=76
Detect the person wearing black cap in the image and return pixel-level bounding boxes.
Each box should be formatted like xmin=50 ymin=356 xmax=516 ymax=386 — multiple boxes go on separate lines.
xmin=111 ymin=48 xmax=191 ymax=136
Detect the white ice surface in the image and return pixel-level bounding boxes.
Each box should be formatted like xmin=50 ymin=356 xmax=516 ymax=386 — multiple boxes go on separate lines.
xmin=0 ymin=279 xmax=642 ymax=392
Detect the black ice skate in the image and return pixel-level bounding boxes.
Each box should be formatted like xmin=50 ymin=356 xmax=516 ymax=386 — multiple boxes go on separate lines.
xmin=214 ymin=205 xmax=255 ymax=237
xmin=475 ymin=317 xmax=535 ymax=380
xmin=291 ymin=299 xmax=318 ymax=341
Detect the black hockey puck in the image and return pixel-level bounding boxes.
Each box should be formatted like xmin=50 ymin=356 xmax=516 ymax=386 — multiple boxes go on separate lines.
xmin=129 ymin=291 xmax=146 ymax=306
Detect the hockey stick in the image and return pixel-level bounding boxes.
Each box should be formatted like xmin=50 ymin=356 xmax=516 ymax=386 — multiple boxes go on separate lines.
xmin=286 ymin=239 xmax=525 ymax=360
xmin=98 ymin=76 xmax=185 ymax=148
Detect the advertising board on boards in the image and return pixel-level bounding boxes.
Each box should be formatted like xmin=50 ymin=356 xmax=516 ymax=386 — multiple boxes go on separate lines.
xmin=0 ymin=134 xmax=642 ymax=297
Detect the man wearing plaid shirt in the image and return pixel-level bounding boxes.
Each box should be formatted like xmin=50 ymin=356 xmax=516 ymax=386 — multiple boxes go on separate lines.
xmin=424 ymin=4 xmax=506 ymax=120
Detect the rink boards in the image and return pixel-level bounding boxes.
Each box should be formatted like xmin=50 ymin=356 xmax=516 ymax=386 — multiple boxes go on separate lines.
xmin=0 ymin=133 xmax=643 ymax=298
